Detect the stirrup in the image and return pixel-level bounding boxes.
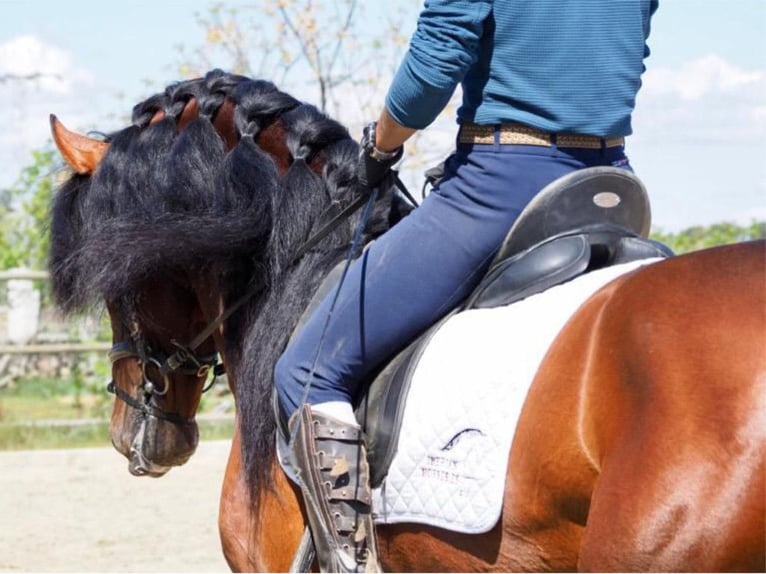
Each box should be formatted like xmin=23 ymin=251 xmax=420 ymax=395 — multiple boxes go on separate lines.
xmin=290 ymin=405 xmax=381 ymax=573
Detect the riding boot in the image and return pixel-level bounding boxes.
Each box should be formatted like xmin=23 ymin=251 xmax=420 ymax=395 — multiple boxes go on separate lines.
xmin=290 ymin=404 xmax=381 ymax=573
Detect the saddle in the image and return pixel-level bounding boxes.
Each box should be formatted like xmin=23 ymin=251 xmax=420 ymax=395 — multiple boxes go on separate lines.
xmin=278 ymin=166 xmax=672 ymax=486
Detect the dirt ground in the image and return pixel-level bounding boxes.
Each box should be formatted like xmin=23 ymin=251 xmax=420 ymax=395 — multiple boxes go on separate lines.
xmin=0 ymin=441 xmax=232 ymax=572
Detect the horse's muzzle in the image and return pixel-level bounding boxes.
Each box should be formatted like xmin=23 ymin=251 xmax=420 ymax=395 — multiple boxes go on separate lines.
xmin=128 ymin=449 xmax=172 ymax=477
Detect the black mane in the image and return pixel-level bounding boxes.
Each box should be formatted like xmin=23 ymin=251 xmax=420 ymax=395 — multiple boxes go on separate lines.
xmin=49 ymin=69 xmax=409 ymax=509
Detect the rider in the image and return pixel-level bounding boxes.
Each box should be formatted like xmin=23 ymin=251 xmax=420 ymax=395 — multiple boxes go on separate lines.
xmin=275 ymin=0 xmax=659 ymax=571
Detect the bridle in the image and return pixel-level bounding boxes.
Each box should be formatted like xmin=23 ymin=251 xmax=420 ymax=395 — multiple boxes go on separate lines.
xmin=107 ymin=338 xmax=223 ymax=425
xmin=106 ymin=295 xmax=227 ymax=426
xmin=104 ymin=191 xmax=383 ymax=426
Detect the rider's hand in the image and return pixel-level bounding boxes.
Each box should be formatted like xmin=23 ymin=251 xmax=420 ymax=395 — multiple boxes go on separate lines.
xmin=357 ymin=121 xmax=403 ymax=190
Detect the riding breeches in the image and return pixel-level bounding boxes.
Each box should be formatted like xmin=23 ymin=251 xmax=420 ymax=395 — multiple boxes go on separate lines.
xmin=274 ymin=139 xmax=632 ymax=418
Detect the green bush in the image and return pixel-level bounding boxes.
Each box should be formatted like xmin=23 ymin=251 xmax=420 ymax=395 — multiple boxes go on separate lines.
xmin=651 ymin=221 xmax=765 ymax=254
xmin=0 ymin=148 xmax=57 ymax=271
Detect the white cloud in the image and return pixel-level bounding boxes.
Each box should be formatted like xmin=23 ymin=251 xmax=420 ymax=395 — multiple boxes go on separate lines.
xmin=630 ymin=54 xmax=766 ymax=230
xmin=634 ymin=54 xmax=766 ymax=144
xmin=642 ymin=54 xmax=764 ymax=101
xmin=0 ymin=35 xmax=95 ymax=94
xmin=0 ymin=36 xmax=104 ymax=189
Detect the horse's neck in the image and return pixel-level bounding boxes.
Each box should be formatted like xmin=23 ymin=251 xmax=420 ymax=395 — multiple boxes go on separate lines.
xmin=277 ymin=250 xmax=347 ymax=338
xmin=219 ymin=427 xmax=306 ymax=572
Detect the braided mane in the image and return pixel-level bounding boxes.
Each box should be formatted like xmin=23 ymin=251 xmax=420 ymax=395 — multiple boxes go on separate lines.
xmin=49 ymin=69 xmax=410 ymax=509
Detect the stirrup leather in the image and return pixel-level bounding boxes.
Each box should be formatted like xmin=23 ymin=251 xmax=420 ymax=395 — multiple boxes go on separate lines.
xmin=291 ymin=405 xmax=381 ymax=573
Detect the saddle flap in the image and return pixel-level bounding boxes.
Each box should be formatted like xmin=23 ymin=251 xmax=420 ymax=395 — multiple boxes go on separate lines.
xmin=613 ymin=234 xmax=674 ymax=263
xmin=464 ymin=234 xmax=591 ymax=310
xmin=358 ymin=313 xmax=455 ymax=487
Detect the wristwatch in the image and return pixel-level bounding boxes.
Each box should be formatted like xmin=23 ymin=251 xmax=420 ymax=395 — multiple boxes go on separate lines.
xmin=362 ymin=121 xmax=401 ymax=162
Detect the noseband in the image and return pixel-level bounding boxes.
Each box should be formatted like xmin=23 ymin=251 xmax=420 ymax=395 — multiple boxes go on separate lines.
xmin=107 ymin=336 xmax=223 ymax=425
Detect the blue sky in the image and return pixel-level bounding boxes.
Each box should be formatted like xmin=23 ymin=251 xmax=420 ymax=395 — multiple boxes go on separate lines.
xmin=1 ymin=0 xmax=764 ymax=231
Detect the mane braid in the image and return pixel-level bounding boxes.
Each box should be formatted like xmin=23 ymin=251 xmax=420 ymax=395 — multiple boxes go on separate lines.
xmin=48 ymin=72 xmax=272 ymax=311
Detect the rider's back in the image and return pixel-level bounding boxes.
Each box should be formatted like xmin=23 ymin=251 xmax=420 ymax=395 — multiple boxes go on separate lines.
xmin=387 ymin=0 xmax=658 ymax=136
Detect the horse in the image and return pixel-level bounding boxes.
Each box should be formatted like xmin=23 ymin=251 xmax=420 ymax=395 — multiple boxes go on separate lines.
xmin=49 ymin=70 xmax=766 ymax=572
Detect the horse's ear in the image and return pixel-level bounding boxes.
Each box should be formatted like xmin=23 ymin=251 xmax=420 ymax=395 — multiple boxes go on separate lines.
xmin=50 ymin=114 xmax=109 ymax=175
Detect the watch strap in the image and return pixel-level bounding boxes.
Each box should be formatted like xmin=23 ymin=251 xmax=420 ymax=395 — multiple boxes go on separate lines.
xmin=363 ymin=121 xmax=402 ymax=162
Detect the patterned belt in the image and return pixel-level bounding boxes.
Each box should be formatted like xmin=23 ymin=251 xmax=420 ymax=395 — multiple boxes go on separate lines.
xmin=458 ymin=123 xmax=625 ymax=149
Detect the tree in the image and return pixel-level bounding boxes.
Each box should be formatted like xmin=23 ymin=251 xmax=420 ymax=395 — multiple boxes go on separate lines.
xmin=176 ymin=1 xmax=453 ymax=192
xmin=650 ymin=221 xmax=766 ymax=254
xmin=0 ymin=149 xmax=57 ymax=270
xmin=177 ymin=1 xmax=413 ymax=120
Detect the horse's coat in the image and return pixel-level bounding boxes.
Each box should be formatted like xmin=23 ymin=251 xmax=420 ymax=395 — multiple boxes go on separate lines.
xmin=48 ymin=70 xmax=766 ymax=572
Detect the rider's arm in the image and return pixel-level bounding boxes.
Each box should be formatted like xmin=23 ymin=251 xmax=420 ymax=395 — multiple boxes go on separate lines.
xmin=383 ymin=0 xmax=492 ymax=131
xmin=373 ymin=108 xmax=416 ymax=154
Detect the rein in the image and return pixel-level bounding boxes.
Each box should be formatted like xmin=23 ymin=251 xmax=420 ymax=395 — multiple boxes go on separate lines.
xmin=294 ymin=171 xmax=418 ymax=262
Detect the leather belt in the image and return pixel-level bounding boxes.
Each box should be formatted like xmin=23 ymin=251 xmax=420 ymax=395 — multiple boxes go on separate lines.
xmin=459 ymin=123 xmax=625 ymax=149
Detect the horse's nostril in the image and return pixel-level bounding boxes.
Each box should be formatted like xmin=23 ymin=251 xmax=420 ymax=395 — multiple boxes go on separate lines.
xmin=128 ymin=458 xmax=147 ymax=476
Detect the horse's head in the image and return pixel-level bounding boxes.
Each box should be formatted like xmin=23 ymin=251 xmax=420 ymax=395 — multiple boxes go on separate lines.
xmin=103 ymin=273 xmax=222 ymax=476
xmin=46 ymin=75 xmax=266 ymax=476
xmin=50 ymin=115 xmax=223 ymax=475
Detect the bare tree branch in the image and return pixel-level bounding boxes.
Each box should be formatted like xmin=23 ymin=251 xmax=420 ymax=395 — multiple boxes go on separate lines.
xmin=326 ymin=0 xmax=357 ymax=80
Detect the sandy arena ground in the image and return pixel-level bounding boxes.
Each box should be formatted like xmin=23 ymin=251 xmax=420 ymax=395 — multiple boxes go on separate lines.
xmin=0 ymin=441 xmax=233 ymax=572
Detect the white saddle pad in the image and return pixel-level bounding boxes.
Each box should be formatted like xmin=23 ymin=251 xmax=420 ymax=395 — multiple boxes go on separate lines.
xmin=370 ymin=258 xmax=661 ymax=533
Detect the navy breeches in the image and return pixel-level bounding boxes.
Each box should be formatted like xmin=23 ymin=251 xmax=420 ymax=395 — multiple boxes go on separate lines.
xmin=274 ymin=140 xmax=631 ymax=418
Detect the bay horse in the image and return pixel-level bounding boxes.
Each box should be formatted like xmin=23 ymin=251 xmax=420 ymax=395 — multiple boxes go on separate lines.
xmin=49 ymin=70 xmax=765 ymax=571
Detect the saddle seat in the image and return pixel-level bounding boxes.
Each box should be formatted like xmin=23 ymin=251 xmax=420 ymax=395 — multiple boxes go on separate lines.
xmin=278 ymin=166 xmax=672 ymax=487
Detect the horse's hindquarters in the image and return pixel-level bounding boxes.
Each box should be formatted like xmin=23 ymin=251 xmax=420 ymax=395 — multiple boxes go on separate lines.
xmin=570 ymin=243 xmax=766 ymax=571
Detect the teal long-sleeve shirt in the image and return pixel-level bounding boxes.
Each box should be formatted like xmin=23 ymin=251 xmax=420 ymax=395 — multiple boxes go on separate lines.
xmin=385 ymin=0 xmax=658 ymax=137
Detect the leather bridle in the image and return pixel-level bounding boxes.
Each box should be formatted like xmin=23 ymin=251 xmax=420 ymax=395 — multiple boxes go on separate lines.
xmin=107 ymin=338 xmax=223 ymax=425
xmin=106 ymin=293 xmax=229 ymax=426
